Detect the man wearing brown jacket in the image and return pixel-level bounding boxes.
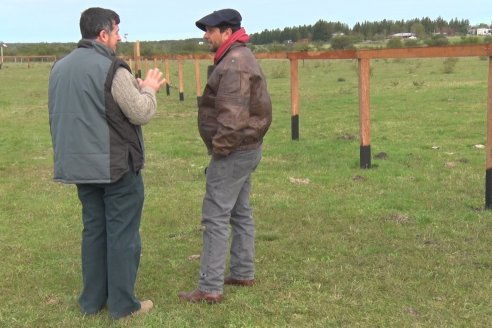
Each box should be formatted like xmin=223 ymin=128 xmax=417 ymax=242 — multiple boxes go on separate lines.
xmin=179 ymin=8 xmax=272 ymax=303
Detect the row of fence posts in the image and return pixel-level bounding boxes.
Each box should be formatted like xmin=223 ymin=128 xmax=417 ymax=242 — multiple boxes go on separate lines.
xmin=0 ymin=55 xmax=57 ymax=68
xmin=130 ymin=41 xmax=492 ymax=208
xmin=131 ymin=41 xmax=201 ymax=102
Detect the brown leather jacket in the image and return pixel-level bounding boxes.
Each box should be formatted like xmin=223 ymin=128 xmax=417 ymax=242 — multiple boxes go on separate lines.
xmin=198 ymin=43 xmax=272 ymax=158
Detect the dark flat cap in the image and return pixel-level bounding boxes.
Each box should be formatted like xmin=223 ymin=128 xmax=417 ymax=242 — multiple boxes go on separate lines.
xmin=195 ymin=9 xmax=242 ymax=31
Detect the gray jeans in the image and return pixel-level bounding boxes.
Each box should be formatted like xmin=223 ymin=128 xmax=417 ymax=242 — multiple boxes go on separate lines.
xmin=198 ymin=147 xmax=262 ymax=293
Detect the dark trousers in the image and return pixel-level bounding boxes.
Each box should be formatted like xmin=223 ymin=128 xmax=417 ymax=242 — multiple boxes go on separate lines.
xmin=76 ymin=170 xmax=144 ymax=319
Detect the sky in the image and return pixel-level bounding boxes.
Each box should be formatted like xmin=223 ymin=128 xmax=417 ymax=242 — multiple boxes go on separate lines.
xmin=1 ymin=0 xmax=491 ymax=43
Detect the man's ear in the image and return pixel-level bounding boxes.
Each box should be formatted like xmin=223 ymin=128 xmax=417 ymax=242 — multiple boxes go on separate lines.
xmin=97 ymin=29 xmax=108 ymax=43
xmin=223 ymin=27 xmax=233 ymax=40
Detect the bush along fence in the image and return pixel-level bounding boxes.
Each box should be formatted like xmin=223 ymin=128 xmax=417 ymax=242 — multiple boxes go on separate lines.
xmin=133 ymin=42 xmax=492 ymax=208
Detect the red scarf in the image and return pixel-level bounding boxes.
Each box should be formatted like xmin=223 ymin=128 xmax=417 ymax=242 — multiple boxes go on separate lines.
xmin=214 ymin=27 xmax=250 ymax=64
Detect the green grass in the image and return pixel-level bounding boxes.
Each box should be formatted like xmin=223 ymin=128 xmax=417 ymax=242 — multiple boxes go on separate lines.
xmin=0 ymin=57 xmax=491 ymax=327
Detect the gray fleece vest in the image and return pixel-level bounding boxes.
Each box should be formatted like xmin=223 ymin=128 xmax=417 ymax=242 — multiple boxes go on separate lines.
xmin=48 ymin=40 xmax=144 ymax=184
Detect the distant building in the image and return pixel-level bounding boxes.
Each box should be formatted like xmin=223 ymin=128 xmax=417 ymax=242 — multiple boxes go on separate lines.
xmin=468 ymin=27 xmax=492 ymax=35
xmin=391 ymin=32 xmax=416 ymax=39
xmin=477 ymin=28 xmax=492 ymax=35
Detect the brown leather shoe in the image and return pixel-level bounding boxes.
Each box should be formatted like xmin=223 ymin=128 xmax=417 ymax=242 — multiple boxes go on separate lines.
xmin=178 ymin=289 xmax=223 ymax=304
xmin=224 ymin=277 xmax=255 ymax=286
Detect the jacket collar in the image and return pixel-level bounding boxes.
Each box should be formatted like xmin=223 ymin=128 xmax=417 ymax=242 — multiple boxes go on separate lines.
xmin=77 ymin=39 xmax=115 ymax=59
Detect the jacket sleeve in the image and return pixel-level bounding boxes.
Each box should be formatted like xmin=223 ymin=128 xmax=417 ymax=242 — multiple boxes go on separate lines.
xmin=111 ymin=68 xmax=157 ymax=125
xmin=212 ymin=64 xmax=251 ymax=157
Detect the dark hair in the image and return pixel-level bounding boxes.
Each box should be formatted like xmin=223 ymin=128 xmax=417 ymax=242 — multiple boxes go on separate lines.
xmin=79 ymin=7 xmax=120 ymax=39
xmin=219 ymin=25 xmax=240 ymax=33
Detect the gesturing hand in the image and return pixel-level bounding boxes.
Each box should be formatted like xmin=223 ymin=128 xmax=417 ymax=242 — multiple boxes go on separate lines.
xmin=138 ymin=68 xmax=166 ymax=92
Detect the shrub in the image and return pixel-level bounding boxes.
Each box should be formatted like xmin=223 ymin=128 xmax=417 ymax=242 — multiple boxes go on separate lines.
xmin=404 ymin=39 xmax=420 ymax=47
xmin=424 ymin=34 xmax=449 ymax=46
xmin=330 ymin=35 xmax=360 ymax=50
xmin=387 ymin=38 xmax=403 ymax=48
xmin=460 ymin=36 xmax=481 ymax=45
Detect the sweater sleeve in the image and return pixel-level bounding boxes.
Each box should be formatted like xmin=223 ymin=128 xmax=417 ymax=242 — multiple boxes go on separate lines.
xmin=111 ymin=67 xmax=157 ymax=125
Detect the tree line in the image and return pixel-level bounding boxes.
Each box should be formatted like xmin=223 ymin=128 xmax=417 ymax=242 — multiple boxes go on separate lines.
xmin=249 ymin=17 xmax=479 ymax=44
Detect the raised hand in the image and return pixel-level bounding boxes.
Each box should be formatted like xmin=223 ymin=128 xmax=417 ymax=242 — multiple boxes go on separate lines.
xmin=138 ymin=68 xmax=166 ymax=92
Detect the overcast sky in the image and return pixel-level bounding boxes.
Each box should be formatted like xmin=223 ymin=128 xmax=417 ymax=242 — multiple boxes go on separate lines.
xmin=1 ymin=0 xmax=491 ymax=43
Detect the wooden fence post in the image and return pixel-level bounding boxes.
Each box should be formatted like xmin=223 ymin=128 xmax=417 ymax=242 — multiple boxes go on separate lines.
xmin=164 ymin=58 xmax=170 ymax=96
xmin=134 ymin=41 xmax=141 ymax=78
xmin=178 ymin=58 xmax=184 ymax=101
xmin=485 ymin=56 xmax=492 ymax=208
xmin=194 ymin=57 xmax=202 ymax=99
xmin=358 ymin=57 xmax=371 ymax=169
xmin=290 ymin=57 xmax=299 ymax=140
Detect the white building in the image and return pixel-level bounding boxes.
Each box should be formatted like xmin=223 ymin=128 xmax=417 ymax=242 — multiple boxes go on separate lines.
xmin=476 ymin=28 xmax=492 ymax=35
xmin=391 ymin=32 xmax=416 ymax=39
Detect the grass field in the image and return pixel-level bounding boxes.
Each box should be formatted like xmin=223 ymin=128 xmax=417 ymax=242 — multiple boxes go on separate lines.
xmin=0 ymin=55 xmax=491 ymax=327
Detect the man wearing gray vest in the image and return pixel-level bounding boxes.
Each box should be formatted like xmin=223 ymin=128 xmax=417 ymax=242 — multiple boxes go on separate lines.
xmin=48 ymin=7 xmax=165 ymax=319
